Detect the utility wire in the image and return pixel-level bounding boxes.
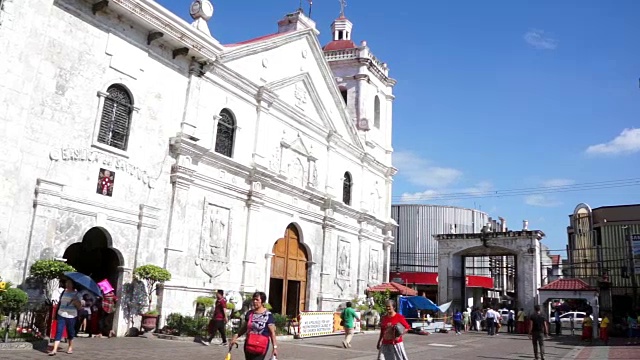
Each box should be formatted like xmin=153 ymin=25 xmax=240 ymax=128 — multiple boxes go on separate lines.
xmin=393 ymin=177 xmax=640 ymax=202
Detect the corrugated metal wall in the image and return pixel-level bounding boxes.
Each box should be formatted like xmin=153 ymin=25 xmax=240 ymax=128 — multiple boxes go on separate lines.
xmin=390 ymin=204 xmax=489 ymax=272
xmin=600 ymin=224 xmax=640 ymax=288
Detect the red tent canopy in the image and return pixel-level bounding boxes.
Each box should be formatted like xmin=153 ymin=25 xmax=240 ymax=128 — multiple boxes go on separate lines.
xmin=366 ymin=282 xmax=418 ymax=296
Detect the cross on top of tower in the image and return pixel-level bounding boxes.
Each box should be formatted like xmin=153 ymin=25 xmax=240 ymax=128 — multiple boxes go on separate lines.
xmin=339 ymin=0 xmax=347 ymax=17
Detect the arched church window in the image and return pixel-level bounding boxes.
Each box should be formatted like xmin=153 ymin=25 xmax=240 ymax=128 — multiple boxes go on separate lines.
xmin=97 ymin=84 xmax=133 ymax=151
xmin=214 ymin=109 xmax=236 ymax=158
xmin=374 ymin=95 xmax=381 ymax=129
xmin=342 ymin=172 xmax=353 ymax=205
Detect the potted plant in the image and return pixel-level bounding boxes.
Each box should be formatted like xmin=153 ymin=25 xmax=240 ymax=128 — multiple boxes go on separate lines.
xmin=194 ymin=296 xmax=215 ymax=318
xmin=133 ymin=264 xmax=171 ymax=332
xmin=28 ymin=259 xmax=75 ymax=301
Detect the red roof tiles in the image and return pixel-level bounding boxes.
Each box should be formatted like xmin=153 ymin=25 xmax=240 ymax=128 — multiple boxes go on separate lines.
xmin=323 ymin=39 xmax=356 ymax=51
xmin=225 ymin=32 xmax=287 ymax=47
xmin=366 ymin=282 xmax=418 ymax=296
xmin=539 ymin=278 xmax=594 ymax=291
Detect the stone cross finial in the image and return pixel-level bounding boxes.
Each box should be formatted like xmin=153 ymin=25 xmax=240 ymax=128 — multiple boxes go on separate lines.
xmin=339 ymin=0 xmax=347 ymax=17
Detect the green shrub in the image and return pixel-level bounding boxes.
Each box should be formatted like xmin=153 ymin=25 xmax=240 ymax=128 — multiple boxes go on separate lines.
xmin=133 ymin=264 xmax=171 ymax=312
xmin=0 ymin=287 xmax=29 ymax=315
xmin=28 ymin=260 xmax=75 ymax=299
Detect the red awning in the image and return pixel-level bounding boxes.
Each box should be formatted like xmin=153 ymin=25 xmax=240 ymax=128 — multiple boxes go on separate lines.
xmin=392 ymin=272 xmax=438 ymax=285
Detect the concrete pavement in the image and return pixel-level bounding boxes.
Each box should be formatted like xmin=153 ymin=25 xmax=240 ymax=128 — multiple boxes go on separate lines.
xmin=1 ymin=331 xmax=639 ymax=359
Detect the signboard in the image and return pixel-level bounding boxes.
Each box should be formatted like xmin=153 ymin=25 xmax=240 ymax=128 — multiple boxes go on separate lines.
xmin=297 ymin=311 xmax=362 ymax=338
xmin=298 ymin=312 xmax=335 ymax=338
xmin=632 ymin=234 xmax=640 ymax=273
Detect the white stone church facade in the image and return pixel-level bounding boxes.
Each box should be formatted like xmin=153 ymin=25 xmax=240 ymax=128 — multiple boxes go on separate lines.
xmin=0 ymin=0 xmax=396 ymax=334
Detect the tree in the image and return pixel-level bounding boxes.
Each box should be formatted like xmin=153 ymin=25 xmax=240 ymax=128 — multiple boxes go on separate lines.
xmin=29 ymin=260 xmax=76 ymax=300
xmin=133 ymin=264 xmax=171 ymax=312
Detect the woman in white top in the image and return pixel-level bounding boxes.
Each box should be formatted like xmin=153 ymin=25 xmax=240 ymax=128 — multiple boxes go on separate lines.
xmin=49 ymin=279 xmax=82 ymax=356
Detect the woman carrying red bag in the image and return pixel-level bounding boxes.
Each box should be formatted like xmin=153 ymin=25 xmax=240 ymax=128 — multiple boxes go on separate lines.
xmin=229 ymin=291 xmax=278 ymax=360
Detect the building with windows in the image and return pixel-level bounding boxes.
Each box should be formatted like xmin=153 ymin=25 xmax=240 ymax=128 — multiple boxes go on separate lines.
xmin=0 ymin=0 xmax=396 ymax=334
xmin=566 ymin=203 xmax=640 ymax=315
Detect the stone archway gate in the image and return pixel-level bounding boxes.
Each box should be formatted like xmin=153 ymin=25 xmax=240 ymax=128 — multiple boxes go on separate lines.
xmin=434 ymin=230 xmax=545 ymax=313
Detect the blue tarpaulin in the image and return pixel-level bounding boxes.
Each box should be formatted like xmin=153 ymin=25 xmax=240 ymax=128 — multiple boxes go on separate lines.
xmin=398 ymin=296 xmax=440 ymax=320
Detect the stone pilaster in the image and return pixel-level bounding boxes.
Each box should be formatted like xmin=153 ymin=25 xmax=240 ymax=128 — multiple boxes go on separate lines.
xmin=356 ymin=230 xmax=366 ymax=295
xmin=318 ymin=208 xmax=336 ymax=296
xmin=23 ymin=179 xmax=64 ymax=280
xmin=239 ymin=182 xmax=265 ymax=293
xmin=264 ymin=252 xmax=274 ymax=299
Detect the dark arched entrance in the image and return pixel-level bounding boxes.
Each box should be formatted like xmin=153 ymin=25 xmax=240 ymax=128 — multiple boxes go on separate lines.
xmin=268 ymin=225 xmax=308 ymax=317
xmin=63 ymin=227 xmax=122 ymax=288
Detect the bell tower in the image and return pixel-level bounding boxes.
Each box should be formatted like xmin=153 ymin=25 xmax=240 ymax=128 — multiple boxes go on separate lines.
xmin=322 ymin=2 xmax=396 ymax=153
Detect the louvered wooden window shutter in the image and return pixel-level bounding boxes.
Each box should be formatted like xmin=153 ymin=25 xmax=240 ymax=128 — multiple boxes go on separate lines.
xmin=98 ymin=85 xmax=133 ymax=151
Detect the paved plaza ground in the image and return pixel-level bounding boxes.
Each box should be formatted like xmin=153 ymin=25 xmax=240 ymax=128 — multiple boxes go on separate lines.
xmin=2 ymin=331 xmax=640 ymax=359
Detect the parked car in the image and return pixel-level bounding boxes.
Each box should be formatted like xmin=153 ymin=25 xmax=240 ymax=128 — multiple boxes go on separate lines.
xmin=558 ymin=311 xmax=601 ymax=330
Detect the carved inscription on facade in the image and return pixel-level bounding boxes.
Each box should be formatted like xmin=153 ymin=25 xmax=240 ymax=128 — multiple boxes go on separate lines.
xmin=49 ymin=147 xmax=154 ymax=188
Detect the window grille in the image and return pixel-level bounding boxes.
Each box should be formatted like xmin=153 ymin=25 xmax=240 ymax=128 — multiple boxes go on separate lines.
xmin=342 ymin=172 xmax=352 ymax=205
xmin=214 ymin=109 xmax=236 ymax=157
xmin=98 ymin=85 xmax=133 ymax=151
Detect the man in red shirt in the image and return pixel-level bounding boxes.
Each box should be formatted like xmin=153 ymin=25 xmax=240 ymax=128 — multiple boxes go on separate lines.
xmin=202 ymin=290 xmax=228 ymax=346
xmin=377 ymin=299 xmax=411 ymax=359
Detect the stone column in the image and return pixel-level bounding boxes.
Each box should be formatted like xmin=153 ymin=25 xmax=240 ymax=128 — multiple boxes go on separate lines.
xmin=239 ymin=183 xmax=265 ymax=293
xmin=516 ymin=249 xmax=538 ymax=313
xmin=114 ymin=265 xmax=132 ymax=336
xmin=23 ymin=179 xmax=64 ymax=281
xmin=306 ymin=261 xmax=317 ymax=311
xmin=437 ymin=248 xmax=463 ymax=307
xmin=163 ymin=154 xmax=195 ymax=273
xmin=317 ymin=208 xmax=336 ymax=308
xmin=264 ymin=252 xmax=274 ymax=299
xmin=356 ymin=232 xmax=366 ymax=295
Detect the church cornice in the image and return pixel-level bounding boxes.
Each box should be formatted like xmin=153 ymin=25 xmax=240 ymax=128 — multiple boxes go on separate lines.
xmin=106 ymin=0 xmax=224 ymax=60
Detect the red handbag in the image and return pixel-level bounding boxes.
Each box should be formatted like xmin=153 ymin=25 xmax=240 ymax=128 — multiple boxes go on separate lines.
xmin=245 ymin=312 xmax=269 ymax=355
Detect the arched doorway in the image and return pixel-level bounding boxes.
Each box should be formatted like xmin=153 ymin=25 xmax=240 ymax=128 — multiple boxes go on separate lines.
xmin=63 ymin=227 xmax=122 ymax=288
xmin=268 ymin=225 xmax=308 ymax=317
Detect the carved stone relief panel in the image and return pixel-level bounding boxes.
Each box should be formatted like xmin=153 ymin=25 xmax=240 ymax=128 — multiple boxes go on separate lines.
xmin=336 ymin=238 xmax=351 ymax=279
xmin=196 ymin=201 xmax=232 ymax=281
xmin=278 ymin=132 xmax=318 ymax=189
xmin=368 ymin=248 xmax=380 ymax=283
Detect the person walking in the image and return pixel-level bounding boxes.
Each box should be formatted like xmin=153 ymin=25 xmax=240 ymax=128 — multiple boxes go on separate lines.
xmin=528 ymin=305 xmax=549 ymax=360
xmin=554 ymin=307 xmax=561 ymax=336
xmin=600 ymin=312 xmax=610 ymax=345
xmin=341 ymin=301 xmax=359 ymax=348
xmin=485 ymin=308 xmax=496 ymax=336
xmin=462 ymin=308 xmax=470 ymax=332
xmin=229 ymin=291 xmax=278 ymax=360
xmin=377 ymin=300 xmax=411 ymax=360
xmin=452 ymin=309 xmax=463 ymax=335
xmin=507 ymin=310 xmax=515 ymax=333
xmin=49 ymin=278 xmax=83 ymax=356
xmin=203 ymin=290 xmax=229 ymax=346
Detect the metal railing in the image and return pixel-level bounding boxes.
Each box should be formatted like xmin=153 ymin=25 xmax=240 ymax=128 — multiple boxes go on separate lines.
xmin=1 ymin=304 xmax=51 ymax=343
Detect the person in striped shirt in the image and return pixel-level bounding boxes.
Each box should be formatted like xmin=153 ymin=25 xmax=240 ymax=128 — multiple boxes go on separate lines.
xmin=49 ymin=279 xmax=83 ymax=356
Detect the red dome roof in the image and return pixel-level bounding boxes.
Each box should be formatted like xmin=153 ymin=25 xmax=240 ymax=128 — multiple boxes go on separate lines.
xmin=323 ymin=39 xmax=356 ymax=51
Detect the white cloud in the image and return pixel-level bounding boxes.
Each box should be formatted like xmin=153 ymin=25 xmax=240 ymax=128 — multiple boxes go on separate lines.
xmin=524 ymin=29 xmax=558 ymax=50
xmin=399 ymin=181 xmax=493 ymax=203
xmin=524 ymin=195 xmax=562 ymax=207
xmin=585 ymin=128 xmax=640 ymax=156
xmin=393 ymin=151 xmax=462 ymax=188
xmin=541 ymin=178 xmax=575 ymax=187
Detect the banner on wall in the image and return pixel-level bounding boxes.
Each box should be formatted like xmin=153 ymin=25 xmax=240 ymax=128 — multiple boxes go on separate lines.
xmin=632 ymin=234 xmax=640 ymax=273
xmin=297 ymin=311 xmax=362 ymax=338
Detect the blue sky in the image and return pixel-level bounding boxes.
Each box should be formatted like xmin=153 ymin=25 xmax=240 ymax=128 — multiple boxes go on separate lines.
xmin=158 ymin=1 xmax=640 ymax=256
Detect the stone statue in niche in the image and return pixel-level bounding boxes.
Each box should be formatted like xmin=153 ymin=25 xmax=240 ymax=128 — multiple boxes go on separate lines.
xmin=369 ymin=250 xmax=379 ymax=282
xmin=209 ymin=208 xmax=227 ymax=257
xmin=337 ymin=240 xmax=351 ymax=278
